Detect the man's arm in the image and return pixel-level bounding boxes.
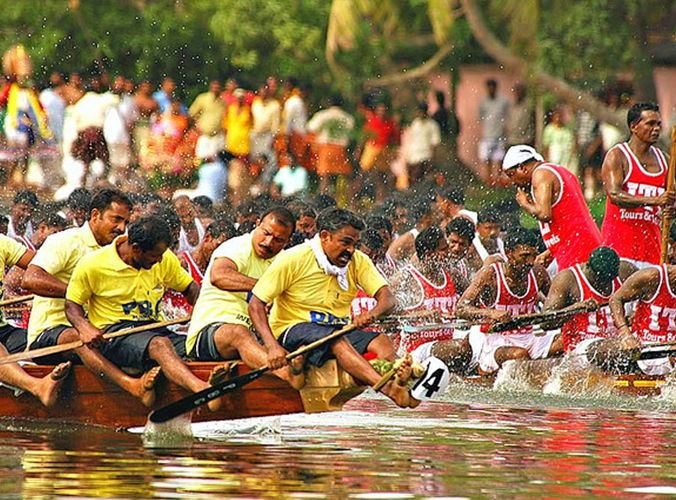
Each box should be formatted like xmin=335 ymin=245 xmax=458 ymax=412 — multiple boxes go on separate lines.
xmin=65 ymin=299 xmax=104 ymax=346
xmin=609 ymin=267 xmax=660 ymax=349
xmin=181 ymin=281 xmax=201 ymax=306
xmin=541 ymin=269 xmax=595 ymax=328
xmin=211 ymin=257 xmax=258 ymax=292
xmin=248 ymin=295 xmax=287 ymax=370
xmin=602 ymin=148 xmax=674 ymax=208
xmin=455 ymin=266 xmax=508 ymax=322
xmin=386 ymin=233 xmax=414 ymax=262
xmin=515 ymin=168 xmax=557 ymax=222
xmin=22 ymin=264 xmax=68 ymax=298
xmin=352 ymin=285 xmax=396 ymax=329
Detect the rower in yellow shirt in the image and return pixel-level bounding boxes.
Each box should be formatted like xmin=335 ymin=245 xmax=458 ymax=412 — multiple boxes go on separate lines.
xmin=0 ymin=234 xmax=70 ymax=407
xmin=250 ymin=207 xmax=416 ymax=408
xmin=65 ymin=215 xmax=221 ymax=408
xmin=187 ymin=206 xmax=304 ymax=388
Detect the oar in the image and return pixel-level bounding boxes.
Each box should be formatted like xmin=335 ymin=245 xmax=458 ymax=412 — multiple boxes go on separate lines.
xmin=0 ymin=316 xmax=190 ymax=365
xmin=660 ymin=125 xmax=676 ymax=264
xmin=0 ymin=294 xmax=34 ymax=307
xmin=149 ymin=323 xmax=357 ymax=424
xmin=488 ymin=304 xmax=592 ymax=333
xmin=635 ymin=343 xmax=676 ymax=361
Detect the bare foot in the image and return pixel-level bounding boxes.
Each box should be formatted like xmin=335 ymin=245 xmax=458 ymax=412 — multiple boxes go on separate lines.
xmin=382 ymin=356 xmax=413 ymax=408
xmin=37 ymin=361 xmax=72 ymax=408
xmin=206 ymin=364 xmax=229 ymax=412
xmin=140 ymin=366 xmax=161 ymax=408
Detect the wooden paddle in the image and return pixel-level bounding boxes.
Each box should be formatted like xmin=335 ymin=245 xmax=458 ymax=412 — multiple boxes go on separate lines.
xmin=0 ymin=294 xmax=33 ymax=307
xmin=149 ymin=323 xmax=357 ymax=424
xmin=0 ymin=316 xmax=190 ymax=365
xmin=660 ymin=125 xmax=676 ymax=264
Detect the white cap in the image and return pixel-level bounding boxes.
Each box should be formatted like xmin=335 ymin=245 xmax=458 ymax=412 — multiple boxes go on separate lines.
xmin=502 ymin=145 xmax=544 ymax=171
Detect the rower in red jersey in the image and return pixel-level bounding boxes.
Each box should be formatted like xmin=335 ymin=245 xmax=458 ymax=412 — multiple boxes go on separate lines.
xmin=543 ymin=247 xmax=635 ymax=365
xmin=502 ymin=145 xmax=602 ymax=272
xmin=610 ymin=262 xmax=676 ymax=375
xmin=601 ymin=102 xmax=673 ymax=268
xmin=162 ymin=218 xmax=235 ymax=318
xmin=456 ymin=227 xmax=557 ymax=374
xmin=392 ymin=226 xmax=468 ymax=354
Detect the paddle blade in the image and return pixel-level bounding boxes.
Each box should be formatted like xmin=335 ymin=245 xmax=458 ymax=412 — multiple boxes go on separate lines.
xmin=149 ymin=366 xmax=268 ymax=423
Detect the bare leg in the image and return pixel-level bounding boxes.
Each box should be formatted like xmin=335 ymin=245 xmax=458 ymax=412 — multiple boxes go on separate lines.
xmin=431 ymin=337 xmax=472 ymax=374
xmin=548 ymin=334 xmax=563 ymax=356
xmin=55 ymin=328 xmax=157 ymax=407
xmin=330 ymin=337 xmax=410 ymax=407
xmin=366 ymin=334 xmax=396 ymax=361
xmin=494 ymin=346 xmax=530 ymax=368
xmin=0 ymin=344 xmax=71 ymax=407
xmin=214 ymin=324 xmax=305 ymax=389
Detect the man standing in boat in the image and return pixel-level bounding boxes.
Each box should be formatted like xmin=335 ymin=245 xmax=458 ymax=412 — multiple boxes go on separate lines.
xmin=502 ymin=144 xmax=601 ymax=272
xmin=601 ymin=102 xmax=673 ymax=269
xmin=542 ymin=246 xmax=635 ymax=367
xmin=23 ymin=189 xmax=163 ymax=407
xmin=456 ymin=227 xmax=558 ymax=374
xmin=0 ymin=234 xmax=71 ymax=407
xmin=185 ymin=206 xmax=305 ymax=389
xmin=64 ymin=216 xmax=221 ymax=408
xmin=249 ymin=207 xmax=416 ymax=407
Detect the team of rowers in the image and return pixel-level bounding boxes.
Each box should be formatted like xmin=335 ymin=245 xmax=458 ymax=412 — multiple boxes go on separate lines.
xmin=0 ymin=101 xmax=673 ymax=413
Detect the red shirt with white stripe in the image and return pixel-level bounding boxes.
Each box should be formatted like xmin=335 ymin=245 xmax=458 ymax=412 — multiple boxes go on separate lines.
xmin=601 ymin=142 xmax=668 ymax=264
xmin=633 ymin=264 xmax=676 ymax=343
xmin=533 ymin=163 xmax=602 ymax=270
xmin=162 ymin=251 xmax=204 ymax=316
xmin=480 ymin=262 xmax=539 ymax=335
xmin=561 ymin=264 xmax=621 ymax=353
xmin=399 ymin=264 xmax=458 ymax=352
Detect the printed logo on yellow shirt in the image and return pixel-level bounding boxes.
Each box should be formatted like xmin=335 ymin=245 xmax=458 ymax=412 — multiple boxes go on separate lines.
xmin=122 ymin=299 xmax=161 ymax=319
xmin=310 ymin=311 xmax=349 ymax=325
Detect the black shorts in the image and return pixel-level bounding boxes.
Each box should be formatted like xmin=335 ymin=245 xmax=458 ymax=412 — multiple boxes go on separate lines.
xmin=189 ymin=322 xmax=264 ymax=361
xmin=29 ymin=325 xmax=78 ymax=365
xmin=0 ymin=323 xmax=27 ymax=355
xmin=279 ymin=322 xmax=379 ymax=367
xmin=99 ymin=321 xmax=187 ymax=371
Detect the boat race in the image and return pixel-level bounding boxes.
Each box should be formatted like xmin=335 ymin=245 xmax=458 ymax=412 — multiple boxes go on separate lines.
xmin=0 ymin=1 xmax=676 ymax=499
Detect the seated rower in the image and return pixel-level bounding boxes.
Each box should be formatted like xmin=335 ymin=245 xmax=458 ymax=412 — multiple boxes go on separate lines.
xmin=542 ymin=247 xmax=636 ymax=369
xmin=0 ymin=234 xmax=70 ymax=407
xmin=609 ymin=261 xmax=676 ymax=375
xmin=185 ymin=206 xmax=305 ymax=389
xmin=64 ymin=216 xmax=220 ymax=408
xmin=444 ymin=217 xmax=476 ymax=280
xmin=24 ymin=189 xmax=164 ymax=407
xmin=456 ymin=227 xmax=558 ymax=375
xmin=351 ymin=229 xmax=389 ymax=319
xmin=249 ymin=207 xmax=416 ymax=407
xmin=392 ymin=226 xmax=468 ymax=353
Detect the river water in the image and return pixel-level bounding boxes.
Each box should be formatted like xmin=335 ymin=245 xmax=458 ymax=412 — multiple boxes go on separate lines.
xmin=2 ymin=375 xmax=676 ymax=500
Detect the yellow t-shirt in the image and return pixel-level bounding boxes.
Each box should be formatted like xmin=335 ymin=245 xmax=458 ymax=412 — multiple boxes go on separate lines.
xmin=252 ymin=242 xmax=388 ymax=338
xmin=0 ymin=234 xmax=28 ymax=327
xmin=186 ymin=231 xmax=278 ymax=353
xmin=66 ymin=236 xmax=193 ymax=329
xmin=27 ymin=223 xmax=101 ymax=345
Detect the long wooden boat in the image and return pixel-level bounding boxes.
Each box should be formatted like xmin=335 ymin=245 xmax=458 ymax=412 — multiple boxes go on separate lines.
xmin=0 ymin=360 xmax=365 ymax=429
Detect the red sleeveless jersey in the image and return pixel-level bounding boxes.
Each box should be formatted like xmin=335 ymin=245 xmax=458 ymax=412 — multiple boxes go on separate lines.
xmin=480 ymin=262 xmax=539 ymax=335
xmin=533 ymin=163 xmax=602 ymax=270
xmin=398 ymin=265 xmax=458 ymax=352
xmin=561 ymin=264 xmax=621 ymax=352
xmin=633 ymin=264 xmax=676 ymax=343
xmin=601 ymin=142 xmax=668 ymax=264
xmin=162 ymin=251 xmax=205 ymax=317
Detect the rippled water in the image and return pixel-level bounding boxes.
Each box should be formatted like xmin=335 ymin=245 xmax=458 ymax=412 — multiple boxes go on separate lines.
xmin=2 ymin=379 xmax=676 ymax=499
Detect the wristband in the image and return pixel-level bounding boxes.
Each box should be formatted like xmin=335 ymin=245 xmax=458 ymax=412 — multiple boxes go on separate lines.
xmin=246 ymin=292 xmax=253 ymax=302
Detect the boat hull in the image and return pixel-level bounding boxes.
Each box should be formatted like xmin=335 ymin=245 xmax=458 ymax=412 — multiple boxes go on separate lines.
xmin=0 ymin=361 xmax=364 ymax=429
